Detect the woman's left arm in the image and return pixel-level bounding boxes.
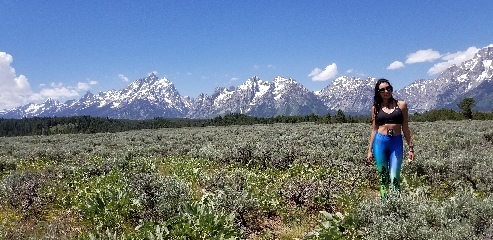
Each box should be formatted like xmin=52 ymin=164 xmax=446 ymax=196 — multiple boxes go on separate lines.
xmin=400 ymin=101 xmax=415 ymax=162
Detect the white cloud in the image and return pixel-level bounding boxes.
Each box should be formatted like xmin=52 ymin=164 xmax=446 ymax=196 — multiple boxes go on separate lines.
xmin=118 ymin=74 xmax=129 ymax=82
xmin=387 ymin=61 xmax=405 ymax=70
xmin=77 ymin=82 xmax=91 ymax=91
xmin=405 ymin=49 xmax=441 ymax=64
xmin=0 ymin=52 xmax=33 ymax=110
xmin=344 ymin=69 xmax=366 ymax=77
xmin=0 ymin=52 xmax=101 ymax=110
xmin=34 ymin=79 xmax=97 ymax=100
xmin=308 ymin=63 xmax=338 ymax=81
xmin=253 ymin=65 xmax=259 ymax=70
xmin=38 ymin=87 xmax=79 ymax=98
xmin=428 ymin=46 xmax=480 ymax=75
xmin=230 ymin=77 xmax=238 ymax=81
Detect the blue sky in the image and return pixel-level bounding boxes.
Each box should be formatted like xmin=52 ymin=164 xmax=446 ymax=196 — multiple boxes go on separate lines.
xmin=1 ymin=1 xmax=492 ymax=110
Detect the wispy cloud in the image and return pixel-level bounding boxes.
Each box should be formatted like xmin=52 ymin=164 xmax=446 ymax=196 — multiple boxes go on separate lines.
xmin=308 ymin=63 xmax=338 ymax=81
xmin=118 ymin=74 xmax=129 ymax=82
xmin=387 ymin=61 xmax=405 ymax=70
xmin=428 ymin=46 xmax=479 ymax=75
xmin=405 ymin=49 xmax=441 ymax=64
xmin=77 ymin=80 xmax=98 ymax=91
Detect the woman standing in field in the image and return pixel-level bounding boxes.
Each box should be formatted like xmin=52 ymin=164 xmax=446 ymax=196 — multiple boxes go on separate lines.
xmin=367 ymin=78 xmax=415 ymax=200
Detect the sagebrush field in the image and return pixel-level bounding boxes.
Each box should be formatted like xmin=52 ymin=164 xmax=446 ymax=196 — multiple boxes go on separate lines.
xmin=1 ymin=120 xmax=493 ymax=239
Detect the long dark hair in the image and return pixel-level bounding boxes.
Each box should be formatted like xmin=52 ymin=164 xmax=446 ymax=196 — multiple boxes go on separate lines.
xmin=373 ymin=78 xmax=396 ymax=115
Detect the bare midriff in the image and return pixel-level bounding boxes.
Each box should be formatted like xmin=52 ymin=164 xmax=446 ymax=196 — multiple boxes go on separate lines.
xmin=378 ymin=123 xmax=402 ymax=136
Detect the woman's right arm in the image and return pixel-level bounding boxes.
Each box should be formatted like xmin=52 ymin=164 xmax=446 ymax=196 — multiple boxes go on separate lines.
xmin=367 ymin=106 xmax=378 ymax=162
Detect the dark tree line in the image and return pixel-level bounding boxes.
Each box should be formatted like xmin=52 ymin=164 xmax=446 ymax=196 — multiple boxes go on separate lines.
xmin=208 ymin=110 xmax=367 ymax=126
xmin=0 ymin=116 xmax=208 ymax=137
xmin=1 ymin=98 xmax=492 ymax=137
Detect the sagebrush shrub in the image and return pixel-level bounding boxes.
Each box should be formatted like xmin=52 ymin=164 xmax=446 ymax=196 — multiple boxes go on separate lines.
xmin=0 ymin=156 xmax=16 ymax=173
xmin=199 ymin=168 xmax=258 ymax=231
xmin=354 ymin=189 xmax=492 ymax=240
xmin=128 ymin=172 xmax=192 ymax=222
xmin=280 ymin=177 xmax=318 ymax=207
xmin=483 ymin=132 xmax=493 ymax=144
xmin=0 ymin=171 xmax=46 ymax=217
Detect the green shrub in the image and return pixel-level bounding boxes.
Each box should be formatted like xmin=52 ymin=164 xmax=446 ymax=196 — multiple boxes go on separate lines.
xmin=129 ymin=173 xmax=192 ymax=222
xmin=354 ymin=189 xmax=493 ymax=240
xmin=74 ymin=170 xmax=139 ymax=232
xmin=165 ymin=194 xmax=243 ymax=239
xmin=200 ymin=168 xmax=259 ymax=233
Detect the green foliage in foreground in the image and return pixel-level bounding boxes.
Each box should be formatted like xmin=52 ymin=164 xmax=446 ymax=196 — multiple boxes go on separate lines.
xmin=0 ymin=121 xmax=493 ymax=239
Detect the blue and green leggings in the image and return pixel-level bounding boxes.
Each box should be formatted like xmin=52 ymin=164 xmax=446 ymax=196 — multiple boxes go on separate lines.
xmin=373 ymin=132 xmax=403 ymax=199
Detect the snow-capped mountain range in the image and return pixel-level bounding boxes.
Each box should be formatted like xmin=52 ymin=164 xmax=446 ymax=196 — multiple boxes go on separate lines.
xmin=1 ymin=45 xmax=492 ymax=120
xmin=395 ymin=45 xmax=493 ymax=112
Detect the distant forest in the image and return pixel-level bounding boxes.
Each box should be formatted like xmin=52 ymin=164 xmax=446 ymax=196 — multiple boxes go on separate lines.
xmin=1 ymin=105 xmax=492 ymax=137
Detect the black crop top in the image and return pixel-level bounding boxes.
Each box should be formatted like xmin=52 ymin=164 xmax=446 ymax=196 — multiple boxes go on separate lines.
xmin=375 ymin=105 xmax=403 ymax=126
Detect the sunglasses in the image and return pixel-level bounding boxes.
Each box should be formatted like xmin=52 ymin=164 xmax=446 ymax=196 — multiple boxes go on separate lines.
xmin=378 ymin=86 xmax=392 ymax=93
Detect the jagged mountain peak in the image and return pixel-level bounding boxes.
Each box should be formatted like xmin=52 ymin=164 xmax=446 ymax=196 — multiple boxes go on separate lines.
xmin=212 ymin=86 xmax=227 ymax=94
xmin=272 ymin=76 xmax=303 ymax=93
xmin=146 ymin=71 xmax=159 ymax=79
xmin=317 ymin=76 xmax=375 ymax=95
xmin=273 ymin=76 xmax=296 ymax=83
xmin=477 ymin=45 xmax=493 ymax=56
xmin=80 ymin=91 xmax=94 ymax=101
xmin=314 ymin=76 xmax=377 ymax=114
xmin=332 ymin=75 xmax=354 ymax=83
xmin=247 ymin=76 xmax=261 ymax=82
xmin=239 ymin=76 xmax=270 ymax=90
xmin=130 ymin=73 xmax=172 ymax=88
xmin=44 ymin=98 xmax=59 ymax=105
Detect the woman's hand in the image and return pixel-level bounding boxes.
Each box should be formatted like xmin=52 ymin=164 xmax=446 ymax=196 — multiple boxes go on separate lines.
xmin=407 ymin=151 xmax=415 ymax=163
xmin=366 ymin=152 xmax=374 ymax=164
